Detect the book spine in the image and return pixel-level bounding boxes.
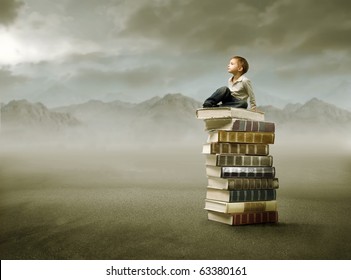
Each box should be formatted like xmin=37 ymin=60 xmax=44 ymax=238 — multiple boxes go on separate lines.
xmin=205 ymin=200 xmax=277 ymax=213
xmin=232 ymin=120 xmax=275 ymax=132
xmin=222 ymin=167 xmax=275 ymax=178
xmin=224 ymin=200 xmax=277 ymax=213
xmin=217 ymin=178 xmax=279 ymax=190
xmin=217 ymin=131 xmax=275 ymax=144
xmin=206 ymin=143 xmax=269 ymax=155
xmin=228 ymin=189 xmax=276 ymax=202
xmin=207 ymin=210 xmax=278 ymax=225
xmin=215 ymin=155 xmax=273 ymax=167
xmin=231 ymin=211 xmax=278 ymax=225
xmin=242 ymin=201 xmax=276 ymax=212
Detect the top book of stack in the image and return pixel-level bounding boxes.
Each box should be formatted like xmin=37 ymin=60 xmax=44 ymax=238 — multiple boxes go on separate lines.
xmin=196 ymin=107 xmax=265 ymax=121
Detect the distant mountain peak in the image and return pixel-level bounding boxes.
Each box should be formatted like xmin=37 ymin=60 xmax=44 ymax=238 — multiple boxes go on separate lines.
xmin=2 ymin=99 xmax=79 ymax=129
xmin=304 ymin=97 xmax=327 ymax=106
xmin=299 ymin=97 xmax=346 ymax=112
xmin=155 ymin=93 xmax=194 ymax=104
xmin=150 ymin=93 xmax=201 ymax=110
xmin=283 ymin=102 xmax=303 ymax=112
xmin=257 ymin=96 xmax=351 ymax=125
xmin=5 ymin=99 xmax=49 ymax=113
xmin=163 ymin=93 xmax=184 ymax=99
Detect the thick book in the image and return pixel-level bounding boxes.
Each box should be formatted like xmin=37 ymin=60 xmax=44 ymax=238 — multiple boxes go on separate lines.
xmin=207 ymin=177 xmax=279 ymax=190
xmin=205 ymin=154 xmax=273 ymax=167
xmin=204 ymin=119 xmax=275 ymax=132
xmin=207 ymin=211 xmax=278 ymax=225
xmin=202 ymin=143 xmax=269 ymax=155
xmin=207 ymin=131 xmax=275 ymax=144
xmin=206 ymin=166 xmax=276 ymax=178
xmin=196 ymin=107 xmax=264 ymax=121
xmin=206 ymin=188 xmax=276 ymax=202
xmin=204 ymin=199 xmax=277 ymax=214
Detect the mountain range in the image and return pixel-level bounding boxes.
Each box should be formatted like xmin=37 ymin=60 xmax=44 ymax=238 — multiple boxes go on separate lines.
xmin=0 ymin=99 xmax=79 ymax=130
xmin=1 ymin=94 xmax=351 ymax=144
xmin=259 ymin=98 xmax=351 ymax=125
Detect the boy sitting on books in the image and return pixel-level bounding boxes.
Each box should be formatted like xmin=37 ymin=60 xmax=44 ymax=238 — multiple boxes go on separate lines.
xmin=203 ymin=56 xmax=257 ymax=111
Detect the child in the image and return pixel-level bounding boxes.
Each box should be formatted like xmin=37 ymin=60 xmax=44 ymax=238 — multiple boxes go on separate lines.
xmin=203 ymin=56 xmax=257 ymax=110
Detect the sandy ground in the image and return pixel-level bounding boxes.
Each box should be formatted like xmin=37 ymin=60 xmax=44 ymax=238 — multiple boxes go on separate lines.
xmin=1 ymin=142 xmax=351 ymax=260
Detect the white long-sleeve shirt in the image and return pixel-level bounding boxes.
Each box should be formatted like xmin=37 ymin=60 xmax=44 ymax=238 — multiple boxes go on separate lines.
xmin=228 ymin=75 xmax=256 ymax=109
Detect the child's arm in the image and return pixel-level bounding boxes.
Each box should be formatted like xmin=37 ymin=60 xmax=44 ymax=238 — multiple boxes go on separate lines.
xmin=243 ymin=79 xmax=256 ymax=110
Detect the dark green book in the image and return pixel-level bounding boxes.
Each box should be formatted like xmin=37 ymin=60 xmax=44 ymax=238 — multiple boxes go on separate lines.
xmin=206 ymin=166 xmax=276 ymax=178
xmin=206 ymin=188 xmax=276 ymax=202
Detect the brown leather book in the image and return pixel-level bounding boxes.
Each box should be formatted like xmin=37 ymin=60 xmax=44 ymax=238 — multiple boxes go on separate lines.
xmin=208 ymin=131 xmax=275 ymax=144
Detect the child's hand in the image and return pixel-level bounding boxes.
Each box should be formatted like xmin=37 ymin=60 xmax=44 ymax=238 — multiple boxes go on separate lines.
xmin=249 ymin=107 xmax=264 ymax=114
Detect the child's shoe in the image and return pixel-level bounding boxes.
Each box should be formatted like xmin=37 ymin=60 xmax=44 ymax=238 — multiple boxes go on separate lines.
xmin=202 ymin=101 xmax=218 ymax=108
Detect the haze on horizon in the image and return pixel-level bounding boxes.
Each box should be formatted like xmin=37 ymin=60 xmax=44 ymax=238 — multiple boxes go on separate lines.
xmin=0 ymin=0 xmax=350 ymax=109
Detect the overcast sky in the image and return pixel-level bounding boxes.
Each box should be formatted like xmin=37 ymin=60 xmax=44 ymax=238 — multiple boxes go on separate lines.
xmin=0 ymin=0 xmax=350 ymax=108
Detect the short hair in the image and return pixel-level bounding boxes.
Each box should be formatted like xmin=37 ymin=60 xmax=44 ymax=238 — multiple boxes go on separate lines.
xmin=232 ymin=56 xmax=249 ymax=74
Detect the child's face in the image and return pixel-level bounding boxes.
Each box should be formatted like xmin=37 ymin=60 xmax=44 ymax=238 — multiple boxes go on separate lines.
xmin=227 ymin=58 xmax=243 ymax=75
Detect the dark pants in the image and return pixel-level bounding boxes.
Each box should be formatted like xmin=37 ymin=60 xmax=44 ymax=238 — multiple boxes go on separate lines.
xmin=203 ymin=86 xmax=248 ymax=108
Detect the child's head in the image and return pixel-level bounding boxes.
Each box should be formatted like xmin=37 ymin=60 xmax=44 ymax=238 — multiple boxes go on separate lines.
xmin=230 ymin=56 xmax=249 ymax=75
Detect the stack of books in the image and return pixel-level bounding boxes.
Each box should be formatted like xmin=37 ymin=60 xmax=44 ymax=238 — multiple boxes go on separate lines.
xmin=196 ymin=107 xmax=279 ymax=226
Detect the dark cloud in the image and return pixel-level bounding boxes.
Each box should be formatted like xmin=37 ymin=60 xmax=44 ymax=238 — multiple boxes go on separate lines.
xmin=119 ymin=0 xmax=267 ymax=52
xmin=25 ymin=0 xmax=132 ymax=42
xmin=296 ymin=28 xmax=351 ymax=54
xmin=119 ymin=0 xmax=351 ymax=55
xmin=0 ymin=0 xmax=23 ymax=25
xmin=259 ymin=0 xmax=351 ymax=54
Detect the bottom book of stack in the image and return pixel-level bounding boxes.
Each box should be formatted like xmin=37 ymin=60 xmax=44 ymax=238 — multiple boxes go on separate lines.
xmin=207 ymin=210 xmax=278 ymax=226
xmin=204 ymin=178 xmax=279 ymax=226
